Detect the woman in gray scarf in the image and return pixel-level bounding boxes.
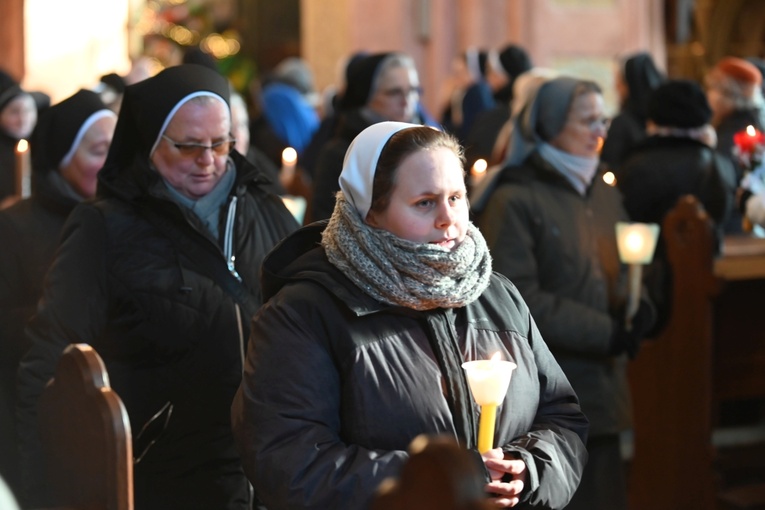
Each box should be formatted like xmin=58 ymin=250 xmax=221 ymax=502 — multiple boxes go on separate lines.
xmin=477 ymin=77 xmax=657 ymax=510
xmin=232 ymin=121 xmax=588 ymax=509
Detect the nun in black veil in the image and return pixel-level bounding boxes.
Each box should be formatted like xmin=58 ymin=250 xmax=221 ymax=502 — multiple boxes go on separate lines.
xmin=0 ymin=88 xmax=115 ymax=502
xmin=600 ymin=52 xmax=665 ymax=170
xmin=17 ymin=64 xmax=298 ymax=509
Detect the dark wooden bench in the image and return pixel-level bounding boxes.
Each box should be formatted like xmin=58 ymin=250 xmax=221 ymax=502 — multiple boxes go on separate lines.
xmin=37 ymin=343 xmax=133 ymax=510
xmin=627 ymin=195 xmax=765 ymax=510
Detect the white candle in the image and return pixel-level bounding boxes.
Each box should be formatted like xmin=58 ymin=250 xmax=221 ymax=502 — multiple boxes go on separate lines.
xmin=462 ymin=352 xmax=516 ymax=453
xmin=470 ymin=158 xmax=487 ymax=185
xmin=15 ymin=139 xmax=31 ymax=198
xmin=280 ymin=147 xmax=297 ymax=189
xmin=615 ymin=222 xmax=660 ymax=329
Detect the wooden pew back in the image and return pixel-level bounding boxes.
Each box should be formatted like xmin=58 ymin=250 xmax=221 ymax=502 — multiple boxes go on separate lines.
xmin=38 ymin=343 xmax=133 ymax=510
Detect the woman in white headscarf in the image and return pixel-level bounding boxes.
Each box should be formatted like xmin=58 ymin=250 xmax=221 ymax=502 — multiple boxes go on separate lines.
xmin=232 ymin=121 xmax=588 ymax=509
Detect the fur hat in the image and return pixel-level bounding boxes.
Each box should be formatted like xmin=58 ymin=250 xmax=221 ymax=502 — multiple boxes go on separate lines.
xmin=715 ymin=57 xmax=762 ymax=86
xmin=647 ymin=80 xmax=712 ymax=128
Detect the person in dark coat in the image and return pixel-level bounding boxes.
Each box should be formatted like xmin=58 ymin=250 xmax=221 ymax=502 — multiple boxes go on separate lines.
xmin=476 ymin=77 xmax=656 ymax=510
xmin=617 ymin=79 xmax=737 ymax=336
xmin=439 ymin=48 xmax=496 ymax=147
xmin=600 ymin=52 xmax=665 ymax=171
xmin=232 ymin=122 xmax=589 ymax=510
xmin=465 ymin=44 xmax=533 ymax=168
xmin=16 ymin=64 xmax=298 ymax=510
xmin=706 ymin=57 xmax=765 ymax=178
xmin=310 ymin=52 xmax=438 ymax=221
xmin=0 ymin=70 xmax=39 ymax=206
xmin=0 ymin=89 xmax=116 ymax=503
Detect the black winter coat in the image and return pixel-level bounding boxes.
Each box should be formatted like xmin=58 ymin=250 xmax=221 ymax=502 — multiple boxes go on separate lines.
xmin=0 ymin=162 xmax=81 ymax=500
xmin=231 ymin=223 xmax=589 ymax=510
xmin=618 ymin=136 xmax=737 ymax=229
xmin=17 ymin=150 xmax=298 ymax=510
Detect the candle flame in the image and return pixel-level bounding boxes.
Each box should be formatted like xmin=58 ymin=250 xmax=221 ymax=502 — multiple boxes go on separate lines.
xmin=625 ymin=231 xmax=645 ymax=253
xmin=490 ymin=351 xmax=502 ymax=362
xmin=16 ymin=139 xmax=29 ymax=153
xmin=603 ymin=171 xmax=616 ymax=186
xmin=747 ymin=125 xmax=757 ymax=137
xmin=282 ymin=147 xmax=297 ymax=165
xmin=471 ymin=159 xmax=487 ymax=176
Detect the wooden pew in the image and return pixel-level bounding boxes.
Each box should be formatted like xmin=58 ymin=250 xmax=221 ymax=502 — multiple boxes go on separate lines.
xmin=628 ymin=195 xmax=765 ymax=510
xmin=37 ymin=343 xmax=134 ymax=510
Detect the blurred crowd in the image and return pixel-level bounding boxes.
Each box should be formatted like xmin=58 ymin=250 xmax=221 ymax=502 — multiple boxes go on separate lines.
xmin=1 ymin=40 xmax=765 ymax=510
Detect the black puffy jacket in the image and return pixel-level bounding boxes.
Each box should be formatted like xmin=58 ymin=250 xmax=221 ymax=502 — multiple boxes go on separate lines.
xmin=232 ymin=223 xmax=589 ymax=510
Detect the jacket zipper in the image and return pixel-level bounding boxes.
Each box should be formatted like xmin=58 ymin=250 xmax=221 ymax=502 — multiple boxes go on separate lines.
xmin=223 ymin=196 xmax=246 ymax=369
xmin=224 ymin=196 xmax=242 ymax=282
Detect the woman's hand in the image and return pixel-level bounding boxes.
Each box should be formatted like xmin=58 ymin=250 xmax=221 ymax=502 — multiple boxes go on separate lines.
xmin=482 ymin=448 xmax=528 ymax=507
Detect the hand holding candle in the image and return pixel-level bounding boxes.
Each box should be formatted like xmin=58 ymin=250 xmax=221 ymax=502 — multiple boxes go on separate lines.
xmin=615 ymin=222 xmax=660 ymax=330
xmin=462 ymin=353 xmax=516 ymax=454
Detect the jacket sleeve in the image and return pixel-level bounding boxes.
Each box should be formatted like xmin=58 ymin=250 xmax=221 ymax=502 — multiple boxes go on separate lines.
xmin=479 ymin=186 xmax=615 ymax=355
xmin=0 ymin=211 xmax=34 ymax=365
xmin=231 ymin=296 xmax=408 ymax=510
xmin=16 ymin=204 xmax=110 ymax=507
xmin=503 ymin=309 xmax=589 ymax=509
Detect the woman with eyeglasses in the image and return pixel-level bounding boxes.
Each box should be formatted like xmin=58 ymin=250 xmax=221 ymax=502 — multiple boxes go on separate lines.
xmin=310 ymin=51 xmax=439 ymax=222
xmin=475 ymin=77 xmax=657 ymax=510
xmin=17 ymin=64 xmax=298 ymax=510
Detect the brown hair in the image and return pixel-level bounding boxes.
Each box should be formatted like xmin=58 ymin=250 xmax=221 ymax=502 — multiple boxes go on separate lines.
xmin=368 ymin=127 xmax=465 ymax=215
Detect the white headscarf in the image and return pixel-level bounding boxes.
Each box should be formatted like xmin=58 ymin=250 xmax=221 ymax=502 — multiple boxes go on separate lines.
xmin=338 ymin=121 xmax=418 ymax=219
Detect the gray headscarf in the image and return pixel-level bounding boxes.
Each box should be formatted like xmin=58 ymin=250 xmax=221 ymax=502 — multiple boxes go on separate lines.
xmin=504 ymin=76 xmax=581 ymax=166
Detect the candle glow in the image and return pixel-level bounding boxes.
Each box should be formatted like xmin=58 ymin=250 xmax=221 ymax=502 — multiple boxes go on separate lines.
xmin=616 ymin=222 xmax=660 ymax=265
xmin=462 ymin=352 xmax=516 ymax=453
xmin=471 ymin=158 xmax=487 ymax=176
xmin=615 ymin=222 xmax=660 ymax=330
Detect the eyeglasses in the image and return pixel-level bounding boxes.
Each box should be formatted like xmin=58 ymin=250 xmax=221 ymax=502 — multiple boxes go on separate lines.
xmin=379 ymin=86 xmax=423 ymax=101
xmin=573 ymin=116 xmax=611 ymax=132
xmin=162 ymin=134 xmax=236 ymax=158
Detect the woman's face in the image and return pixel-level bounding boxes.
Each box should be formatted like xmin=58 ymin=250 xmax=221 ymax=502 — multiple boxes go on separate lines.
xmin=151 ymin=99 xmax=232 ymax=200
xmin=59 ymin=115 xmax=117 ymax=198
xmin=366 ymin=147 xmax=468 ymax=250
xmin=0 ymin=94 xmax=37 ymax=139
xmin=549 ymin=91 xmax=607 ymax=158
xmin=367 ymin=65 xmax=421 ymax=123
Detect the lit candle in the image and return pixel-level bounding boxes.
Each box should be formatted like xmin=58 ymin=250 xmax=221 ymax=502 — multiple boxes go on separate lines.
xmin=15 ymin=139 xmax=31 ymax=198
xmin=461 ymin=352 xmax=517 ymax=453
xmin=470 ymin=158 xmax=488 ymax=185
xmin=615 ymin=222 xmax=660 ymax=330
xmin=281 ymin=147 xmax=297 ymax=189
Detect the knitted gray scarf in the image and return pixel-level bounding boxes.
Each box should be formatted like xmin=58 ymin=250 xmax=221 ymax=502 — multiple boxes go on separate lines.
xmin=322 ymin=193 xmax=493 ymax=311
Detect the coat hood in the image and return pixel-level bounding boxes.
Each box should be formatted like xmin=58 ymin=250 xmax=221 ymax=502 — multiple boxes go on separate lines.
xmin=260 ymin=221 xmax=386 ymax=314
